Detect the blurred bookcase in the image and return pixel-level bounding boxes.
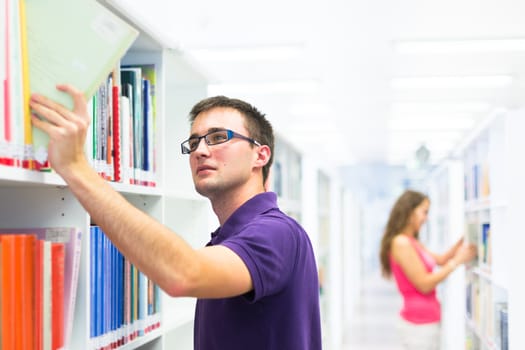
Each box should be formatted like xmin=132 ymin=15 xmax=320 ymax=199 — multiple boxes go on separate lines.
xmin=456 ymin=109 xmax=520 ymax=350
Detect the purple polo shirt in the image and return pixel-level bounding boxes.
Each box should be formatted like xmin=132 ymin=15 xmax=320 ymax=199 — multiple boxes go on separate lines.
xmin=194 ymin=192 xmax=322 ymax=350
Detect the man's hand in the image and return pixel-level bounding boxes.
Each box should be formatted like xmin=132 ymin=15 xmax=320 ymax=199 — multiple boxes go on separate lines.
xmin=30 ymin=84 xmax=91 ymax=176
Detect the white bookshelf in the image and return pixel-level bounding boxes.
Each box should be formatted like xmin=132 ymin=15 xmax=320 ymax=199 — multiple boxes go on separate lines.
xmin=0 ymin=1 xmax=211 ymax=349
xmin=455 ymin=111 xmax=514 ymax=350
xmin=424 ymin=159 xmax=466 ymax=350
xmin=271 ymin=135 xmax=303 ymax=221
xmin=505 ymin=108 xmax=525 ymax=350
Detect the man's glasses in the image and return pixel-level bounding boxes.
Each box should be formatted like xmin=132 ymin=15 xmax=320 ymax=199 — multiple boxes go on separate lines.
xmin=181 ymin=129 xmax=261 ymax=154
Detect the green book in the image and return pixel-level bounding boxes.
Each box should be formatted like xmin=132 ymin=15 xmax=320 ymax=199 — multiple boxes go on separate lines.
xmin=26 ymin=0 xmax=139 ymax=165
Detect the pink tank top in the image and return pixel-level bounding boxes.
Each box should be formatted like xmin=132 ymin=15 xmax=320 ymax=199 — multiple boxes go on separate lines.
xmin=390 ymin=236 xmax=441 ymax=324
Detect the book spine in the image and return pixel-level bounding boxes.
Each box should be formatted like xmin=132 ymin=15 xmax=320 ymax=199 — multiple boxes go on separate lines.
xmin=35 ymin=239 xmax=44 ymax=350
xmin=0 ymin=235 xmax=16 ymax=349
xmin=43 ymin=240 xmax=52 ymax=350
xmin=1 ymin=0 xmax=12 ymax=167
xmin=18 ymin=0 xmax=32 ymax=169
xmin=20 ymin=234 xmax=36 ymax=350
xmin=51 ymin=243 xmax=65 ymax=350
xmin=63 ymin=229 xmax=82 ymax=349
xmin=112 ymin=73 xmax=121 ymax=183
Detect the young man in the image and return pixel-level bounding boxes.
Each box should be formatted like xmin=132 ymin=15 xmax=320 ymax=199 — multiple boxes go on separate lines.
xmin=30 ymin=85 xmax=322 ymax=349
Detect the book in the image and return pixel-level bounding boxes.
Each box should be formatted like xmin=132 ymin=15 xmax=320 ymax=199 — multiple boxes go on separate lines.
xmin=1 ymin=0 xmax=7 ymax=163
xmin=120 ymin=94 xmax=133 ymax=184
xmin=0 ymin=234 xmax=36 ymax=349
xmin=0 ymin=235 xmax=17 ymax=349
xmin=34 ymin=239 xmax=43 ymax=350
xmin=20 ymin=234 xmax=36 ymax=350
xmin=26 ymin=0 xmax=139 ymax=166
xmin=42 ymin=240 xmax=52 ymax=350
xmin=500 ymin=306 xmax=508 ymax=350
xmin=120 ymin=67 xmax=142 ymax=185
xmin=0 ymin=227 xmax=82 ymax=350
xmin=481 ymin=222 xmax=491 ymax=265
xmin=111 ymin=69 xmax=121 ymax=182
xmin=3 ymin=0 xmax=26 ymax=167
xmin=51 ymin=243 xmax=65 ymax=350
xmin=138 ymin=64 xmax=156 ymax=186
xmin=18 ymin=0 xmax=32 ymax=169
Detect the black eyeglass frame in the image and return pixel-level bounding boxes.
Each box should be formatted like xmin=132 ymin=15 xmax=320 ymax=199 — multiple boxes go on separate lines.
xmin=181 ymin=129 xmax=261 ymax=154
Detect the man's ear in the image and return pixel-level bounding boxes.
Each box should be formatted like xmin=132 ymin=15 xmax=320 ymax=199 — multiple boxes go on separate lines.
xmin=254 ymin=144 xmax=271 ymax=168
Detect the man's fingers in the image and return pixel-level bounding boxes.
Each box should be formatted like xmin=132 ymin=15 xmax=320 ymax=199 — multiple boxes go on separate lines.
xmin=30 ymin=84 xmax=88 ymax=121
xmin=29 ymin=99 xmax=66 ymax=126
xmin=57 ymin=84 xmax=89 ymax=118
xmin=29 ymin=92 xmax=69 ymax=117
xmin=31 ymin=113 xmax=57 ymax=134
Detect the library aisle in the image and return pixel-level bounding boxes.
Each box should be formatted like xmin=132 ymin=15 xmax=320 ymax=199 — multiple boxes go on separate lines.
xmin=342 ymin=271 xmax=404 ymax=350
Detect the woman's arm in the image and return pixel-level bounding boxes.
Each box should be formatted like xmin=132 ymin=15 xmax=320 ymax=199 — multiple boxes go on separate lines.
xmin=391 ymin=235 xmax=476 ymax=294
xmin=422 ymin=237 xmax=464 ymax=266
xmin=391 ymin=235 xmax=456 ymax=294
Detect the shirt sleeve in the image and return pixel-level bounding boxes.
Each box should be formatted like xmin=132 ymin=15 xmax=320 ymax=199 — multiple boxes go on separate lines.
xmin=221 ymin=217 xmax=299 ymax=303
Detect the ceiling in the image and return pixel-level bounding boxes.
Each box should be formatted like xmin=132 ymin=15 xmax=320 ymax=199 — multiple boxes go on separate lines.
xmin=120 ymin=0 xmax=525 ymax=169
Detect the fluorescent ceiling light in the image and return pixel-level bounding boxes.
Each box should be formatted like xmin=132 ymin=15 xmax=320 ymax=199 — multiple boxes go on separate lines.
xmin=391 ymin=75 xmax=513 ymax=89
xmin=188 ymin=45 xmax=303 ymax=62
xmin=395 ymin=39 xmax=525 ymax=54
xmin=388 ymin=130 xmax=464 ymax=151
xmin=388 ymin=115 xmax=477 ymax=131
xmin=289 ymin=103 xmax=330 ymax=117
xmin=388 ymin=138 xmax=460 ymax=152
xmin=208 ymin=80 xmax=319 ymax=95
xmin=392 ymin=102 xmax=492 ymax=114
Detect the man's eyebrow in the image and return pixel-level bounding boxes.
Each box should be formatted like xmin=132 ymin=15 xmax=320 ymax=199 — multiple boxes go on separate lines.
xmin=189 ymin=127 xmax=224 ymax=138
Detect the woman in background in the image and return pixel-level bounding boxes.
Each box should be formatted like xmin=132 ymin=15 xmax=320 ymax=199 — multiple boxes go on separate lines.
xmin=379 ymin=189 xmax=476 ymax=350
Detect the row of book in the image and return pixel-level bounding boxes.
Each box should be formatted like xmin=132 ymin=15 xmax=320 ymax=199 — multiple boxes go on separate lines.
xmin=466 ymin=219 xmax=492 ymax=268
xmin=87 ymin=64 xmax=157 ymax=187
xmin=1 ymin=0 xmax=138 ymax=171
xmin=464 ymin=162 xmax=491 ymax=202
xmin=466 ymin=274 xmax=508 ymax=350
xmin=0 ymin=227 xmax=82 ymax=350
xmin=90 ymin=226 xmax=161 ymax=350
xmin=465 ymin=306 xmax=508 ymax=350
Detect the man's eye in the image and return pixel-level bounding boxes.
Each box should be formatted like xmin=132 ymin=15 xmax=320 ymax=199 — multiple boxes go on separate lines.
xmin=188 ymin=138 xmax=200 ymax=149
xmin=209 ymin=132 xmax=228 ymax=143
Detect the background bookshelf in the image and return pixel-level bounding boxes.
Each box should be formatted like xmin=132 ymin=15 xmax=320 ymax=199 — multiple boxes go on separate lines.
xmin=457 ymin=112 xmax=510 ymax=350
xmin=271 ymin=135 xmax=303 ymax=221
xmin=317 ymin=169 xmax=331 ymax=344
xmin=424 ymin=159 xmax=466 ymax=350
xmin=505 ymin=107 xmax=525 ymax=350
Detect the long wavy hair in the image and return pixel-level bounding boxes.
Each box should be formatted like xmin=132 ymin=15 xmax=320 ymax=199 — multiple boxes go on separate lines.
xmin=379 ymin=190 xmax=428 ymax=278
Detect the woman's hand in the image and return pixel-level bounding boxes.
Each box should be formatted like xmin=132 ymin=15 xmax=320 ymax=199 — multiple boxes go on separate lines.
xmin=453 ymin=243 xmax=477 ymax=265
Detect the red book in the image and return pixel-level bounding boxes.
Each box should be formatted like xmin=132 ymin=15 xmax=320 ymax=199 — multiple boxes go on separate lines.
xmin=34 ymin=239 xmax=44 ymax=350
xmin=112 ymin=80 xmax=121 ymax=182
xmin=0 ymin=227 xmax=82 ymax=349
xmin=0 ymin=235 xmax=16 ymax=349
xmin=19 ymin=234 xmax=36 ymax=350
xmin=0 ymin=234 xmax=35 ymax=349
xmin=51 ymin=243 xmax=65 ymax=350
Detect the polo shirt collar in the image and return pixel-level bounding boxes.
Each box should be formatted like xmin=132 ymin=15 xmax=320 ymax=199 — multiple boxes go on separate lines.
xmin=210 ymin=191 xmax=277 ymax=241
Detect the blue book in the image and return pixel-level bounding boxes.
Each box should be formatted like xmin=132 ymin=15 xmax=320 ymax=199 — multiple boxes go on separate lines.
xmin=500 ymin=307 xmax=508 ymax=350
xmin=90 ymin=226 xmax=98 ymax=339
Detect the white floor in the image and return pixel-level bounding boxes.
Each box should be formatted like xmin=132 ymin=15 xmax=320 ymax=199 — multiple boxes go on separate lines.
xmin=341 ymin=273 xmax=404 ymax=350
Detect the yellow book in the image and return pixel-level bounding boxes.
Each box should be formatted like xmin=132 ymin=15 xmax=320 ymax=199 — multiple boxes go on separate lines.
xmin=19 ymin=0 xmax=32 ymax=168
xmin=26 ymin=0 xmax=139 ymax=166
